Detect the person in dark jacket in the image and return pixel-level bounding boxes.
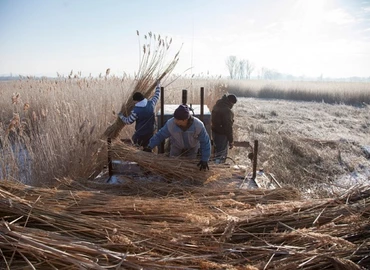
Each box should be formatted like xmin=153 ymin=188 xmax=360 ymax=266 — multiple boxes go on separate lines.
xmin=118 ymin=82 xmax=160 ymax=147
xmin=211 ymin=94 xmax=237 ymax=163
xmin=145 ymin=104 xmax=211 ymax=171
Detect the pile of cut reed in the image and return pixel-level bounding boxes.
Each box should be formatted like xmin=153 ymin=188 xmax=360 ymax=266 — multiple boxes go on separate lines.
xmin=103 ymin=31 xmax=180 ymax=139
xmin=111 ymin=140 xmax=232 ymax=183
xmin=56 ymin=177 xmax=301 ymax=201
xmin=0 ymin=180 xmax=369 ymax=269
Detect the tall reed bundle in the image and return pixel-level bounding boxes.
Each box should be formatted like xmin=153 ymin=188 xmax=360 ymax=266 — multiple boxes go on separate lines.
xmin=0 ymin=180 xmax=369 ymax=269
xmin=111 ymin=140 xmax=232 ymax=183
xmin=103 ymin=31 xmax=180 ymax=139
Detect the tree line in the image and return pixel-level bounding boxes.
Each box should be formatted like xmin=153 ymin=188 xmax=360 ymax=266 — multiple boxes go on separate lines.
xmin=225 ymin=55 xmax=284 ymax=80
xmin=225 ymin=55 xmax=370 ymax=82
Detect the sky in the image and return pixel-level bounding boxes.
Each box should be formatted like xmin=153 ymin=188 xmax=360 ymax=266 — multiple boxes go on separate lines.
xmin=0 ymin=0 xmax=370 ymax=79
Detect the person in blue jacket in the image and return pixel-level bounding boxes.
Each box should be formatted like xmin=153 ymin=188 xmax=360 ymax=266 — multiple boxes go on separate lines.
xmin=145 ymin=104 xmax=211 ymax=171
xmin=118 ymin=82 xmax=160 ymax=147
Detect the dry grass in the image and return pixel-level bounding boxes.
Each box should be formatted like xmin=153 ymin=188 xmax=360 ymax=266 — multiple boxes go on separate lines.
xmin=0 ymin=77 xmax=128 ymax=184
xmin=0 ymin=180 xmax=369 ymax=269
xmin=0 ymin=76 xmax=225 ymax=185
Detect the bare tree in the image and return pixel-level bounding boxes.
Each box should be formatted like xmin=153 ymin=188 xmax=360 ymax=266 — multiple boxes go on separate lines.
xmin=261 ymin=67 xmax=281 ymax=80
xmin=225 ymin=56 xmax=237 ymax=79
xmin=245 ymin=60 xmax=255 ymax=79
xmin=238 ymin=60 xmax=246 ymax=79
xmin=260 ymin=67 xmax=270 ymax=80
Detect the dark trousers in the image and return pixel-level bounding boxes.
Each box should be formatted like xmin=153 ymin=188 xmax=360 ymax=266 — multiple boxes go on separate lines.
xmin=212 ymin=131 xmax=228 ymax=162
xmin=132 ymin=132 xmax=153 ymax=148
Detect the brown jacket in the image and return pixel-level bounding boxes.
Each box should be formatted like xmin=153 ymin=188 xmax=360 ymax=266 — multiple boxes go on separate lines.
xmin=211 ymin=95 xmax=235 ymax=143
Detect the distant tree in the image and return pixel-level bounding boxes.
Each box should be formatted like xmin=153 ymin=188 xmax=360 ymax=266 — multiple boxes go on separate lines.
xmin=261 ymin=67 xmax=281 ymax=80
xmin=226 ymin=56 xmax=255 ymax=79
xmin=225 ymin=56 xmax=238 ymax=79
xmin=260 ymin=67 xmax=268 ymax=79
xmin=238 ymin=60 xmax=246 ymax=79
xmin=245 ymin=60 xmax=255 ymax=79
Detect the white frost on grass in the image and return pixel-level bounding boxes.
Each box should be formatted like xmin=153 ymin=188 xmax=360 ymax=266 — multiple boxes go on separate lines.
xmin=332 ymin=167 xmax=370 ymax=192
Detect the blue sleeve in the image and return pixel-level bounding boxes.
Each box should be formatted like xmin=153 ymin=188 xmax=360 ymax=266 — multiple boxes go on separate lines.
xmin=198 ymin=126 xmax=211 ymax=161
xmin=119 ymin=110 xmax=138 ymax=125
xmin=148 ymin=123 xmax=171 ymax=149
xmin=150 ymin=85 xmax=160 ymax=106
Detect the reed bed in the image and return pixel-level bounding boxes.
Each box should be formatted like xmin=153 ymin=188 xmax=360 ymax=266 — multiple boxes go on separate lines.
xmin=226 ymin=80 xmax=370 ymax=106
xmin=0 ymin=180 xmax=369 ymax=269
xmin=0 ymin=74 xmax=225 ymax=185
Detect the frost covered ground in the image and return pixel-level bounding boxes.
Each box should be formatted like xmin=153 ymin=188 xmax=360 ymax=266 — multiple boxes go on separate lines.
xmin=231 ymin=98 xmax=370 ymax=197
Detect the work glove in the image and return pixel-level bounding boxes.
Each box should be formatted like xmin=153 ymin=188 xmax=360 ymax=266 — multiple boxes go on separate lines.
xmin=143 ymin=146 xmax=152 ymax=153
xmin=197 ymin=161 xmax=209 ymax=171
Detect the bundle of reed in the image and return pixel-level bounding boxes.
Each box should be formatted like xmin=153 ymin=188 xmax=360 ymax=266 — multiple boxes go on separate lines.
xmin=0 ymin=181 xmax=224 ymax=269
xmin=55 ymin=177 xmax=301 ymax=203
xmin=211 ymin=185 xmax=370 ymax=250
xmin=0 ymin=180 xmax=369 ymax=269
xmin=103 ymin=31 xmax=180 ymax=139
xmin=110 ymin=140 xmax=232 ymax=183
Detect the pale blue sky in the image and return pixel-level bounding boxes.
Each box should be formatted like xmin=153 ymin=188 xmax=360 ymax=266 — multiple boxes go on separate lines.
xmin=1 ymin=0 xmax=370 ymax=78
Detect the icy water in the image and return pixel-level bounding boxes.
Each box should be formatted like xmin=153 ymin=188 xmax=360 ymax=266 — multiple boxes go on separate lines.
xmin=0 ymin=143 xmax=32 ymax=184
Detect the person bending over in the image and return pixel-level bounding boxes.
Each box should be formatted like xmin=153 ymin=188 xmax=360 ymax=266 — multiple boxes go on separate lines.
xmin=145 ymin=104 xmax=211 ymax=171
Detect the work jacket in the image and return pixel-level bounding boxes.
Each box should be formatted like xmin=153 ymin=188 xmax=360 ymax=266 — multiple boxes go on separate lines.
xmin=148 ymin=116 xmax=211 ymax=162
xmin=211 ymin=95 xmax=235 ymax=143
xmin=119 ymin=86 xmax=160 ymax=136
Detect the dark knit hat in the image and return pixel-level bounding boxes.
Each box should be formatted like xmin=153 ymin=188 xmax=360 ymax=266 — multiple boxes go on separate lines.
xmin=174 ymin=105 xmax=190 ymax=120
xmin=133 ymin=92 xmax=144 ymax=101
xmin=227 ymin=94 xmax=237 ymax=104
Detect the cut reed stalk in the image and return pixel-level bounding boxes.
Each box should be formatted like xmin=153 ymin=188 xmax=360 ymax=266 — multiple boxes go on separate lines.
xmin=102 ymin=32 xmax=180 ymax=140
xmin=0 ymin=180 xmax=369 ymax=269
xmin=111 ymin=140 xmax=232 ymax=183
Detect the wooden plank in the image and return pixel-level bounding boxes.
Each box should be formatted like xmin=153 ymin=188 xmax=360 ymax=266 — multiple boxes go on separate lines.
xmin=269 ymin=173 xmax=282 ymax=188
xmin=233 ymin=141 xmax=251 ymax=148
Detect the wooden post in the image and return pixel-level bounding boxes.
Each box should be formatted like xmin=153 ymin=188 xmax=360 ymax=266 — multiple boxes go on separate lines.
xmin=252 ymin=140 xmax=258 ymax=180
xmin=107 ymin=137 xmax=113 ymax=178
xmin=200 ymin=87 xmax=204 ymax=123
xmin=159 ymin=86 xmax=165 ymax=153
xmin=182 ymin=89 xmax=187 ymax=105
